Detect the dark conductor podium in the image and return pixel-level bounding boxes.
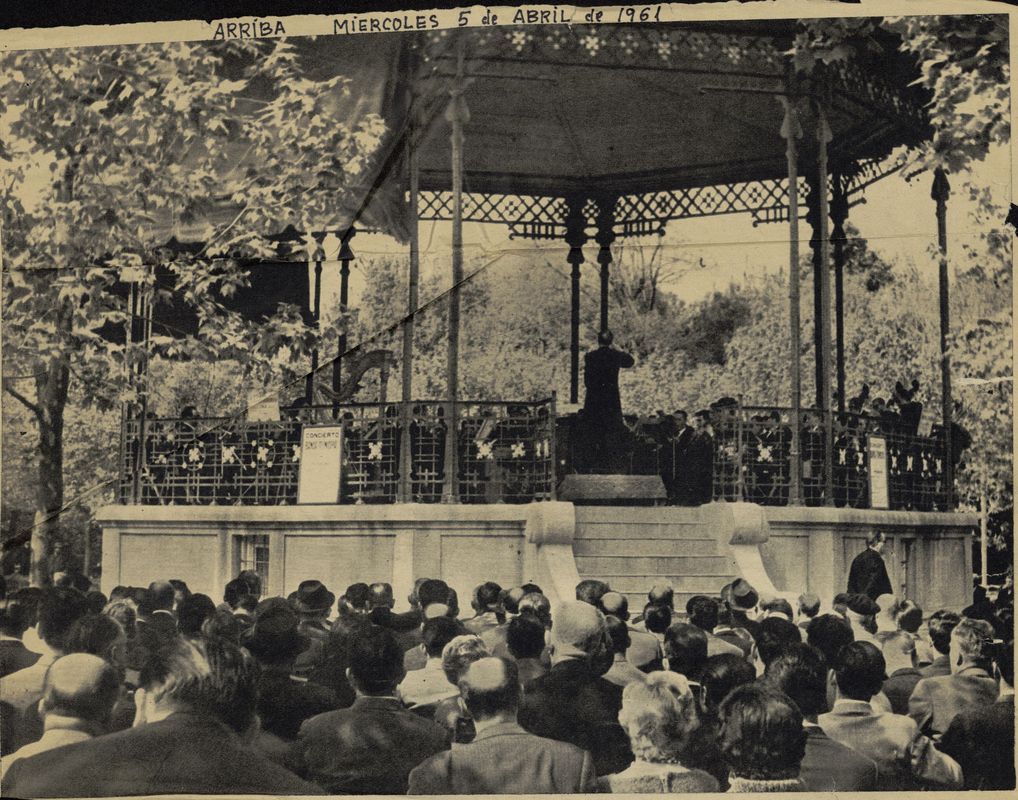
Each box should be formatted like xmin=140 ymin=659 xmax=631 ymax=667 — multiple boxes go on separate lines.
xmin=558 ymin=474 xmax=667 ymax=505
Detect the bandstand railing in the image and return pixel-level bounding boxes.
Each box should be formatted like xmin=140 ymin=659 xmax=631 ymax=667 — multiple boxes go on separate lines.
xmin=119 ymin=398 xmax=557 ymax=506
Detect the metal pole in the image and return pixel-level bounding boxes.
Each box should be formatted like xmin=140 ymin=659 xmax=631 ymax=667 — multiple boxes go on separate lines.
xmin=815 ymin=101 xmax=835 ymax=507
xmin=306 ymin=252 xmax=323 ymax=407
xmin=565 ymin=197 xmax=586 ymax=404
xmin=442 ymin=40 xmax=468 ymax=503
xmin=779 ymin=92 xmax=803 ymax=506
xmin=980 ymin=473 xmax=989 ymax=588
xmin=831 ymin=172 xmax=848 ymax=414
xmin=933 ymin=168 xmax=954 ymax=509
xmin=595 ymin=196 xmax=616 ymax=334
xmin=334 ymin=230 xmax=354 ymax=417
xmin=399 ymin=129 xmax=420 ymax=503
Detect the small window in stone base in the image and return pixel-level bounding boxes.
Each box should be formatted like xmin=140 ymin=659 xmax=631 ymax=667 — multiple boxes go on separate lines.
xmin=236 ymin=535 xmax=270 ymax=588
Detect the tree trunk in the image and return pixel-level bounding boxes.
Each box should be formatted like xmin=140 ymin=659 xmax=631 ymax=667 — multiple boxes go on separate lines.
xmin=31 ymin=345 xmax=70 ymax=587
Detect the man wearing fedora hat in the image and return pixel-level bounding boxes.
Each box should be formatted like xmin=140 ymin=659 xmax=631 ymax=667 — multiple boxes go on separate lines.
xmin=291 ymin=580 xmax=335 ymax=678
xmin=720 ymin=579 xmax=762 ymax=643
xmin=243 ymin=598 xmax=338 ymax=745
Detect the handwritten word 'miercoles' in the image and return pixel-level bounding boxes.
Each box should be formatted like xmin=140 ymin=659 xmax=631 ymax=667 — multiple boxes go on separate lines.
xmin=333 ymin=14 xmax=440 ymax=34
xmin=212 ymin=19 xmax=286 ymax=39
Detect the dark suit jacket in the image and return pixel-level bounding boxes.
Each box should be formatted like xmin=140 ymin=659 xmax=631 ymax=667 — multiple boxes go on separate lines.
xmin=883 ymin=667 xmax=923 ymax=715
xmin=518 ymin=658 xmax=632 ymax=776
xmin=0 ymin=639 xmax=40 ymax=679
xmin=293 ymin=695 xmax=449 ymax=793
xmin=583 ymin=346 xmax=634 ymax=420
xmin=800 ymin=724 xmax=879 ymax=792
xmin=938 ymin=695 xmax=1015 ymax=790
xmin=847 ymin=547 xmax=892 ymax=600
xmin=919 ymin=653 xmax=951 ymax=678
xmin=257 ymin=668 xmax=339 ymax=741
xmin=908 ymin=665 xmax=999 ymax=738
xmin=0 ymin=712 xmax=321 ymax=797
xmin=408 ymin=721 xmax=596 ymax=794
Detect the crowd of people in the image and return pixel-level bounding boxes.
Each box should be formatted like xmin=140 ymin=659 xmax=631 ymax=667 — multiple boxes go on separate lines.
xmin=0 ymin=567 xmax=1013 ymax=795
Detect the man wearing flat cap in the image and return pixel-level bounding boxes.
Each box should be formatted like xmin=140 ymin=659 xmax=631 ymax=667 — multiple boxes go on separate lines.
xmin=518 ymin=601 xmax=633 ymax=776
xmin=847 ymin=531 xmax=893 ymax=601
xmin=410 ymin=657 xmax=596 ymax=793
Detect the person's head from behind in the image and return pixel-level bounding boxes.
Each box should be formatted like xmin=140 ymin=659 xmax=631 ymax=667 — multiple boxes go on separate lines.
xmin=147 ymin=581 xmax=176 ymax=613
xmin=176 ymin=594 xmax=216 ymax=637
xmin=138 ymin=635 xmax=258 ymax=735
xmin=806 ymin=613 xmax=854 ymax=667
xmin=64 ymin=614 xmax=127 ymax=666
xmin=54 ymin=572 xmax=91 ymax=594
xmin=472 ymin=581 xmax=503 ymax=615
xmin=39 ymin=587 xmax=90 ymax=654
xmin=442 ymin=634 xmax=490 ymax=686
xmin=600 ymin=592 xmax=629 ymax=623
xmin=518 ymin=592 xmax=551 ymax=629
xmin=893 ymin=599 xmax=923 ymax=634
xmin=223 ymin=579 xmax=255 ymax=613
xmin=418 ymin=579 xmax=451 ymax=616
xmin=422 ymin=616 xmax=462 ymax=660
xmin=881 ymin=630 xmax=916 ymax=674
xmin=41 ymin=654 xmax=121 ymax=730
xmin=764 ymin=643 xmax=828 ymax=719
xmin=643 ymin=603 xmax=672 ymax=635
xmin=993 ymin=638 xmax=1014 ymax=689
xmin=951 ymin=617 xmax=994 ymax=671
xmin=686 ymin=595 xmax=719 ymax=633
xmin=756 ymin=617 xmax=802 ymax=668
xmin=7 ymin=588 xmax=44 ymax=634
xmin=459 ymin=657 xmax=521 ymax=724
xmin=928 ymin=609 xmax=961 ymax=656
xmin=168 ymin=579 xmax=190 ymax=610
xmin=604 ymin=615 xmax=631 ymax=656
xmin=701 ymin=652 xmax=756 ymax=713
xmin=0 ymin=596 xmax=32 ymax=639
xmin=346 ymin=625 xmax=405 ymax=696
xmin=237 ymin=570 xmax=262 ymax=600
xmin=597 ymin=329 xmax=613 ymax=347
xmin=507 ymin=614 xmax=546 ymax=661
xmin=368 ymin=582 xmax=394 ymax=610
xmin=618 ymin=671 xmax=700 ymax=764
xmin=664 ymin=622 xmax=708 ymax=682
xmin=575 ymin=579 xmax=610 ymax=609
xmin=102 ymin=600 xmax=137 ymax=640
xmin=760 ymin=597 xmax=795 ymax=622
xmin=85 ymin=591 xmax=108 ymax=616
xmin=719 ymin=685 xmax=807 ymax=781
xmin=647 ymin=583 xmax=674 ymax=610
xmin=201 ymin=609 xmax=243 ymax=644
xmin=550 ymin=601 xmax=610 ymax=672
xmin=343 ymin=583 xmax=371 ymax=613
xmin=797 ymin=593 xmax=821 ymax=621
xmin=866 ymin=530 xmax=886 ymax=554
xmin=834 ymin=641 xmax=885 ymax=702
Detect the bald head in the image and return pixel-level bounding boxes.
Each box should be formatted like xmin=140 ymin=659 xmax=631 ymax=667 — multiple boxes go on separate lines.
xmin=648 ymin=583 xmax=674 ymax=609
xmin=459 ymin=656 xmax=520 ymax=721
xmin=43 ymin=653 xmax=121 ymax=725
xmin=147 ymin=581 xmax=175 ymax=612
xmin=552 ymin=601 xmax=608 ymax=663
xmin=600 ymin=591 xmax=629 ymax=622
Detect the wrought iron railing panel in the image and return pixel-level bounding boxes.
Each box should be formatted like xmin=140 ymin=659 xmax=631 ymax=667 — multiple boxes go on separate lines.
xmin=120 ymin=400 xmax=556 ymax=506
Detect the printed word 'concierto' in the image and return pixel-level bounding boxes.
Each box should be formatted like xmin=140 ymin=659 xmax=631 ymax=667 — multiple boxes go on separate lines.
xmin=212 ymin=19 xmax=286 ymax=39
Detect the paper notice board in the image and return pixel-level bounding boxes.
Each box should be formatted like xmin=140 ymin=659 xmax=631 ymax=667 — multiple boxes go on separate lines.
xmin=868 ymin=435 xmax=889 ymax=509
xmin=297 ymin=425 xmax=343 ymax=504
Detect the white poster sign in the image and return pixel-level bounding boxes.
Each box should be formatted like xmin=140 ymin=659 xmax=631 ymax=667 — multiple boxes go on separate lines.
xmin=868 ymin=435 xmax=889 ymax=510
xmin=297 ymin=425 xmax=343 ymax=504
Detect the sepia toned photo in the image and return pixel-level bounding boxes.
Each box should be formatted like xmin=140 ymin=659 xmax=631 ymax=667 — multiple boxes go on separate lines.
xmin=0 ymin=3 xmax=1014 ymax=796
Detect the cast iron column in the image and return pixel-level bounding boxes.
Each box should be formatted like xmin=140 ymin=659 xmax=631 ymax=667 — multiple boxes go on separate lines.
xmin=595 ymin=196 xmax=617 ymax=334
xmin=332 ymin=228 xmax=354 ymax=417
xmin=831 ymin=172 xmax=848 ymax=414
xmin=306 ymin=240 xmax=324 ymax=408
xmin=933 ymin=168 xmax=954 ymax=508
xmin=399 ymin=129 xmax=420 ymax=503
xmin=565 ymin=196 xmax=587 ymax=405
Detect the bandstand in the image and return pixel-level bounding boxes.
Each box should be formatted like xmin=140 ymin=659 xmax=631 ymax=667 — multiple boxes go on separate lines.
xmin=100 ymin=21 xmax=977 ymax=614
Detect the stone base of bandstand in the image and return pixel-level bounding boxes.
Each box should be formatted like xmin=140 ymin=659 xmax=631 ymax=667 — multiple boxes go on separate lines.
xmin=97 ymin=501 xmax=977 ymax=614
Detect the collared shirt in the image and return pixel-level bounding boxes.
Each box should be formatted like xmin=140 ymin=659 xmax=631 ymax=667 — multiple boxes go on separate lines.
xmin=398 ymin=657 xmax=457 ymax=708
xmin=0 ymin=716 xmax=94 ymax=779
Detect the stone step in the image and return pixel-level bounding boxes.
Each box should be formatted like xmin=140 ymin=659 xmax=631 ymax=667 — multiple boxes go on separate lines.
xmin=573 ymin=537 xmax=721 ymax=557
xmin=574 ymin=522 xmax=711 ymax=539
xmin=575 ymin=555 xmax=734 ymax=576
xmin=574 ymin=506 xmax=706 ymax=524
xmin=600 ymin=574 xmax=736 ymax=595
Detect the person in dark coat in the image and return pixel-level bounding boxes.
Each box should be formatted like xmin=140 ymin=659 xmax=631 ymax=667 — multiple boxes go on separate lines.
xmin=847 ymin=531 xmax=893 ymax=600
xmin=686 ymin=410 xmax=715 ymax=505
xmin=764 ymin=644 xmax=879 ymax=792
xmin=880 ymin=631 xmax=923 ymax=715
xmin=293 ymin=625 xmax=449 ymax=794
xmin=0 ymin=596 xmax=40 ymax=679
xmin=410 ymin=657 xmax=596 ymax=794
xmin=518 ymin=601 xmax=633 ymax=777
xmin=582 ymin=330 xmax=634 ymax=425
xmin=1 ymin=636 xmax=320 ymax=798
xmin=937 ymin=638 xmax=1015 ymax=790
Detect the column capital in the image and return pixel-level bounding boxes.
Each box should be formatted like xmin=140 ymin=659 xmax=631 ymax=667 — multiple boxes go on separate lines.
xmin=338 ymin=227 xmax=356 ymax=263
xmin=931 ymin=168 xmax=951 ymax=203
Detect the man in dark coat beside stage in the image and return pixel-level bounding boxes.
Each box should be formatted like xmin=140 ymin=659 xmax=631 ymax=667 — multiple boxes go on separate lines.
xmin=847 ymin=531 xmax=893 ymax=601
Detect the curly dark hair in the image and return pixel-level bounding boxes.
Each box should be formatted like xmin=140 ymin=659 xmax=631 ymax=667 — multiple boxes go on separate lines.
xmin=719 ymin=684 xmax=806 ymax=781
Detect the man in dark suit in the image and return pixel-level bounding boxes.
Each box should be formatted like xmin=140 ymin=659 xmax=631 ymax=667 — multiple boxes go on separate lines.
xmin=909 ymin=617 xmax=998 ymax=739
xmin=1 ymin=636 xmax=320 ymax=797
xmin=582 ymin=330 xmax=634 ymax=425
xmin=410 ymin=657 xmax=595 ymax=793
xmin=668 ymin=410 xmax=695 ymax=503
xmin=847 ymin=531 xmax=893 ymax=600
xmin=920 ymin=610 xmax=961 ymax=678
xmin=687 ymin=410 xmax=715 ymax=505
xmin=764 ymin=644 xmax=879 ymax=792
xmin=519 ymin=601 xmax=632 ymax=776
xmin=938 ymin=638 xmax=1015 ymax=790
xmin=293 ymin=625 xmax=449 ymax=793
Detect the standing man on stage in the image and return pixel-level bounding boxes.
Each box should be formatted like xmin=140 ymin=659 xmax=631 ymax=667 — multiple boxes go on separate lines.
xmin=581 ymin=330 xmax=634 ymax=471
xmin=687 ymin=410 xmax=715 ymax=505
xmin=847 ymin=531 xmax=893 ymax=601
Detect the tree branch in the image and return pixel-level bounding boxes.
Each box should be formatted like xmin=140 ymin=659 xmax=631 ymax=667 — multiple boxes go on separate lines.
xmin=3 ymin=379 xmax=43 ymax=420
